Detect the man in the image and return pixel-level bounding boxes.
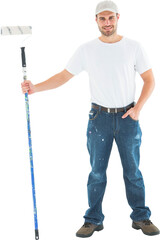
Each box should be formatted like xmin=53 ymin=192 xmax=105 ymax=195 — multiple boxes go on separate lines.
xmin=21 ymin=0 xmax=159 ymax=237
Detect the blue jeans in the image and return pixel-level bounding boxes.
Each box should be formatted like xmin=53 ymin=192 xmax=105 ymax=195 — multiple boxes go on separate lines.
xmin=83 ymin=103 xmax=151 ymax=225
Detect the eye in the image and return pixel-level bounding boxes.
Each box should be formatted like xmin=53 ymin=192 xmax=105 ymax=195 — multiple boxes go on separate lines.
xmin=99 ymin=17 xmax=105 ymax=21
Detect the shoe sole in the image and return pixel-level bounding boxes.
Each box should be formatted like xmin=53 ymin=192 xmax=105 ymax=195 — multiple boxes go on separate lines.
xmin=76 ymin=224 xmax=104 ymax=238
xmin=132 ymin=222 xmax=160 ymax=236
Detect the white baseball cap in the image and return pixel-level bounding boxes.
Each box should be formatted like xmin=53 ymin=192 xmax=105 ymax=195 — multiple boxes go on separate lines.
xmin=95 ymin=0 xmax=119 ymax=15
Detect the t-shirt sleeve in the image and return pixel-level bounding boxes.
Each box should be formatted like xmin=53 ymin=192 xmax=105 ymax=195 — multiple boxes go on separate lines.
xmin=65 ymin=45 xmax=85 ymax=75
xmin=135 ymin=43 xmax=152 ymax=74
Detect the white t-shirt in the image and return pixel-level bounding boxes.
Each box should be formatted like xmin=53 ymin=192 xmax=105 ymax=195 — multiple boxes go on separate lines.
xmin=65 ymin=36 xmax=151 ymax=108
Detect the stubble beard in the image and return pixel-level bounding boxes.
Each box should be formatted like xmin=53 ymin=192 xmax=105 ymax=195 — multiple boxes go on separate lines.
xmin=98 ymin=24 xmax=117 ymax=37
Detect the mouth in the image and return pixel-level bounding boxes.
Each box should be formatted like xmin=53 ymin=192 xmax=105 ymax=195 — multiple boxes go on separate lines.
xmin=103 ymin=26 xmax=113 ymax=30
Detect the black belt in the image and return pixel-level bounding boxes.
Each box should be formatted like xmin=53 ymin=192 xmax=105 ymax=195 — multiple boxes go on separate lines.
xmin=91 ymin=102 xmax=135 ymax=113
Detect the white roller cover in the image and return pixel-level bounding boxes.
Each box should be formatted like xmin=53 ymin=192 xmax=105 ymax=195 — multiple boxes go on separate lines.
xmin=0 ymin=26 xmax=32 ymax=35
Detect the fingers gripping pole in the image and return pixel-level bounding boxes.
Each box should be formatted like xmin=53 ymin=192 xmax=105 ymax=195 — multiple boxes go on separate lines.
xmin=21 ymin=47 xmax=39 ymax=240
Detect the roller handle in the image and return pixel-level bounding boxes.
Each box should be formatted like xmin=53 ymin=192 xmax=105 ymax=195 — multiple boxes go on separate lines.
xmin=21 ymin=47 xmax=26 ymax=67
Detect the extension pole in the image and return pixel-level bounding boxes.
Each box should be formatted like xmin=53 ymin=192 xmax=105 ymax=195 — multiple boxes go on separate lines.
xmin=21 ymin=47 xmax=39 ymax=240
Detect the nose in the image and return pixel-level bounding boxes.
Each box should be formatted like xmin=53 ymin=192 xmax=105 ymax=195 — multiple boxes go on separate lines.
xmin=104 ymin=19 xmax=111 ymax=26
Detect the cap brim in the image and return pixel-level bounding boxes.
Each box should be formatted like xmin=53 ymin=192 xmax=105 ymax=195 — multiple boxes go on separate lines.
xmin=96 ymin=8 xmax=118 ymax=15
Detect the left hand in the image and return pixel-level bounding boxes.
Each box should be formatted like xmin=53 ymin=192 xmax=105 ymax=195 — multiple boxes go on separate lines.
xmin=121 ymin=106 xmax=140 ymax=121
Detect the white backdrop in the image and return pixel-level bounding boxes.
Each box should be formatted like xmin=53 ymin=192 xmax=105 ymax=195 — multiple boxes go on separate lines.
xmin=0 ymin=0 xmax=160 ymax=240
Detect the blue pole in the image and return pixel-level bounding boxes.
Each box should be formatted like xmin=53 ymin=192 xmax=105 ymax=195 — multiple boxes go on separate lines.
xmin=21 ymin=47 xmax=39 ymax=240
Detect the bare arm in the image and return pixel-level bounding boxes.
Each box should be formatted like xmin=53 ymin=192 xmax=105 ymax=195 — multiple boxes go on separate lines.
xmin=35 ymin=69 xmax=74 ymax=92
xmin=21 ymin=69 xmax=74 ymax=94
xmin=122 ymin=69 xmax=155 ymax=120
xmin=135 ymin=69 xmax=155 ymax=111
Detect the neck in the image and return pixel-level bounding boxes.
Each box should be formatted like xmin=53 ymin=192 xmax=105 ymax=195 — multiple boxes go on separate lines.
xmin=99 ymin=33 xmax=123 ymax=43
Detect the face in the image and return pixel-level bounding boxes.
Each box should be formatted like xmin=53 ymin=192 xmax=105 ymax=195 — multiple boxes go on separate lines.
xmin=96 ymin=11 xmax=120 ymax=37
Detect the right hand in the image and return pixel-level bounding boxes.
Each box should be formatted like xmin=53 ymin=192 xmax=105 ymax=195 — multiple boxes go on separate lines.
xmin=21 ymin=80 xmax=36 ymax=95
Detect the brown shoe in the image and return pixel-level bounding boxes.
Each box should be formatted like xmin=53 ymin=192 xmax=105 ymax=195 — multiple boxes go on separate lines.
xmin=76 ymin=222 xmax=104 ymax=238
xmin=132 ymin=219 xmax=160 ymax=236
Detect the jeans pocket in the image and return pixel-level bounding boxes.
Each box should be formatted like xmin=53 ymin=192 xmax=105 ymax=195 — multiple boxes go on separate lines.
xmin=128 ymin=114 xmax=139 ymax=122
xmin=89 ymin=108 xmax=99 ymax=121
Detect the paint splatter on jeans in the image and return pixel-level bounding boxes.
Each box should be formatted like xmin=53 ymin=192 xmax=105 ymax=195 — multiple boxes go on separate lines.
xmin=83 ymin=103 xmax=151 ymax=225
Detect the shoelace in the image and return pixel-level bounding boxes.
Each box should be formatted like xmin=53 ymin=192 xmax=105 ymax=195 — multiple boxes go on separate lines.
xmin=143 ymin=220 xmax=153 ymax=225
xmin=83 ymin=222 xmax=92 ymax=228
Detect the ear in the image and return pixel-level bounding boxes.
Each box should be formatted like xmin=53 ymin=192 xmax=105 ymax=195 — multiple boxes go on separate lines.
xmin=95 ymin=15 xmax=98 ymax=23
xmin=117 ymin=13 xmax=120 ymax=20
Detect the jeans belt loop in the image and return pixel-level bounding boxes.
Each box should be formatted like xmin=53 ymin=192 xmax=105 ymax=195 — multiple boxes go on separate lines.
xmin=98 ymin=105 xmax=101 ymax=113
